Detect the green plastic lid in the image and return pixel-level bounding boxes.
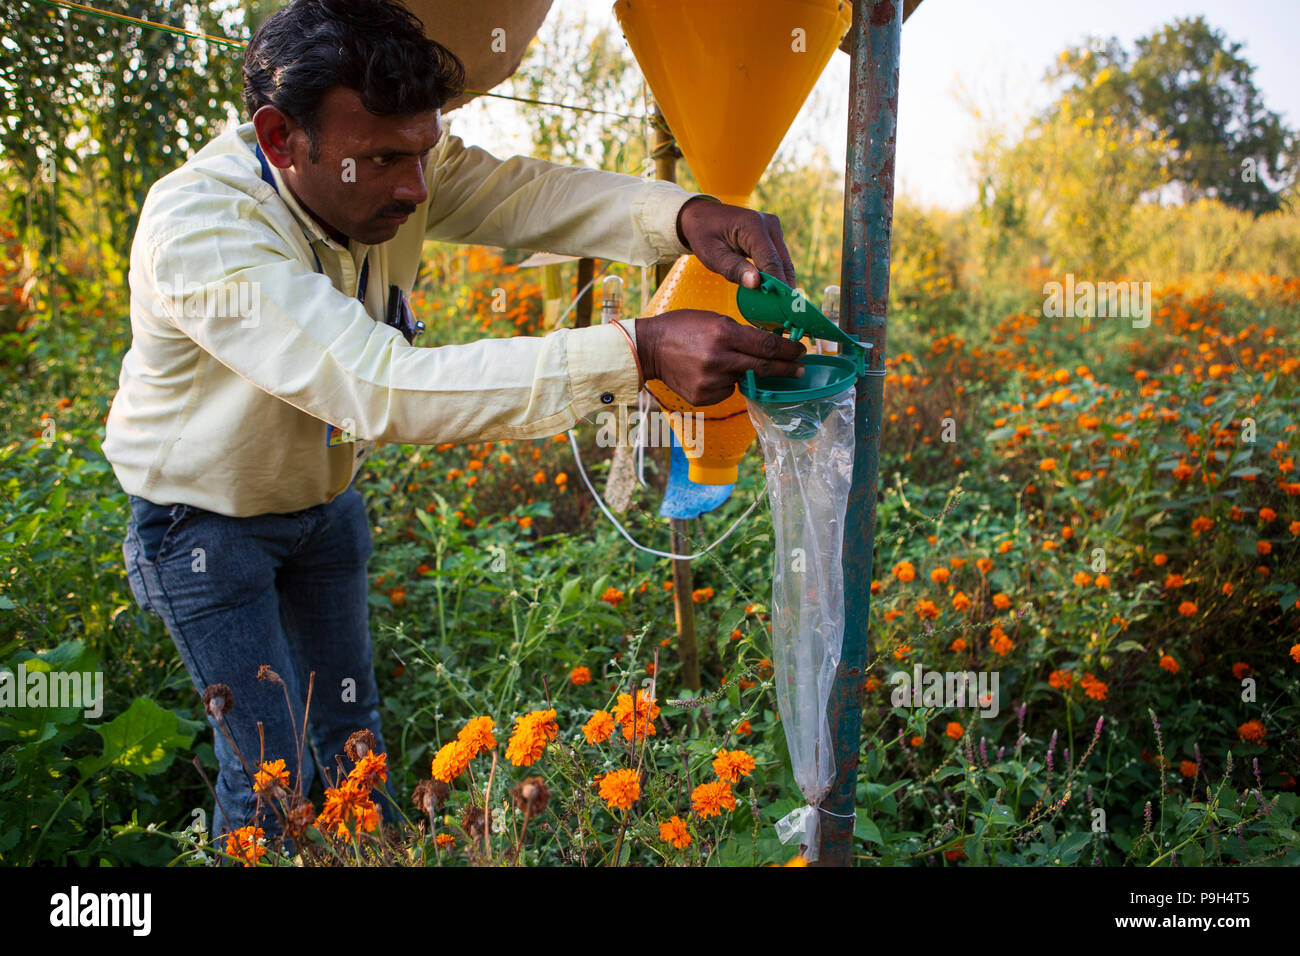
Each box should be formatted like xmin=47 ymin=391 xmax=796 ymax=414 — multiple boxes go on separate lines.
xmin=735 ymin=272 xmax=864 ymax=356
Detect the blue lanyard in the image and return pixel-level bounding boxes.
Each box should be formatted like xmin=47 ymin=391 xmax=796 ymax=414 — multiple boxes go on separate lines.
xmin=255 ymin=143 xmax=368 ymax=303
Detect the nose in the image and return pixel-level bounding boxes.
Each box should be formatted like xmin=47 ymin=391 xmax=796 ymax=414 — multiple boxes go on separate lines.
xmin=393 ymin=155 xmax=428 ymax=207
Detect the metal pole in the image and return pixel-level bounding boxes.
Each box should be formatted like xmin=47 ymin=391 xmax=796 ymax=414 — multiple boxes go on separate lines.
xmin=818 ymin=0 xmax=900 ymax=866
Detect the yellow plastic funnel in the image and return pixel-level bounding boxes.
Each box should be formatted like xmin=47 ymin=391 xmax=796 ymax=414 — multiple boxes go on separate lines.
xmin=615 ymin=0 xmax=851 ymax=484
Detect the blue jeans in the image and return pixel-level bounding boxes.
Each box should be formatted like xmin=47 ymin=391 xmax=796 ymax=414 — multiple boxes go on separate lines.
xmin=122 ymin=486 xmax=397 ymax=846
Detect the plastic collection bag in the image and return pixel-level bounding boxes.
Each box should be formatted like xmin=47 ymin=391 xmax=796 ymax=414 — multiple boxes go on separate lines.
xmin=744 ymin=386 xmax=856 ymax=862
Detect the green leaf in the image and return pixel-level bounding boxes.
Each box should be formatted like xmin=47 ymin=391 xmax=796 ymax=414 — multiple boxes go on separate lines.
xmin=559 ymin=577 xmax=582 ymax=610
xmin=854 ymin=813 xmax=883 ymax=846
xmin=75 ymin=697 xmax=193 ymax=778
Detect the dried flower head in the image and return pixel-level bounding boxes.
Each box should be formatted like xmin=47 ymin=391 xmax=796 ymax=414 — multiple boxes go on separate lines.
xmin=412 ymin=779 xmax=449 ymax=816
xmin=256 ymin=664 xmax=283 ymax=685
xmin=202 ymin=683 xmax=232 ymax=720
xmin=511 ymin=776 xmax=550 ymax=817
xmin=345 ymin=729 xmax=376 ymax=762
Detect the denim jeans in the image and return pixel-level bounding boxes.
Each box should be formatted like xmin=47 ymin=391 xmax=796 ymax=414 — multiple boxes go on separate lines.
xmin=121 ymin=486 xmax=397 ymax=846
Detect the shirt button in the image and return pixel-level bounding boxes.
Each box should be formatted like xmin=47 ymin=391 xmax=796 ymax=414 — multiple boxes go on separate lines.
xmin=600 ymin=392 xmax=615 ymax=404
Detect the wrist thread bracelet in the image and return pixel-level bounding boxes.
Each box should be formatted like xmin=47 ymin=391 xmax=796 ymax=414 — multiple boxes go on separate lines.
xmin=610 ymin=319 xmax=644 ymax=386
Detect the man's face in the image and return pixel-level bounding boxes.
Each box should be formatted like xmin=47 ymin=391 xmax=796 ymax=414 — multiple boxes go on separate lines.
xmin=268 ymin=87 xmax=442 ymax=246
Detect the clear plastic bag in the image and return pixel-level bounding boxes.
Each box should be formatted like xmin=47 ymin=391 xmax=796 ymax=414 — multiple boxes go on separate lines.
xmin=744 ymin=386 xmax=855 ymax=862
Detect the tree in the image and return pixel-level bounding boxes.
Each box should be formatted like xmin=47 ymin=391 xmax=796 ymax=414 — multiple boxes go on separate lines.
xmin=1047 ymin=16 xmax=1296 ymax=214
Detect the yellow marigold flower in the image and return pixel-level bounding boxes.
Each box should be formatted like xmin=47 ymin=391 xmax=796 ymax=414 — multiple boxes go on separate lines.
xmin=945 ymin=721 xmax=963 ymax=739
xmin=225 ymin=825 xmax=266 ymax=867
xmin=254 ymin=758 xmax=290 ymax=794
xmin=598 ymin=768 xmax=641 ymax=811
xmin=570 ymin=666 xmax=592 ymax=686
xmin=457 ymin=716 xmax=497 ymax=758
xmin=659 ymin=815 xmax=692 ymax=849
xmin=1237 ymin=719 xmax=1266 ymax=744
xmin=431 ymin=739 xmax=474 ymax=782
xmin=690 ymin=780 xmax=736 ymax=819
xmin=712 ymin=748 xmax=756 ymax=783
xmin=891 ymin=560 xmax=916 ymax=582
xmin=1160 ymin=655 xmax=1180 ymax=675
xmin=582 ymin=709 xmax=615 ymax=745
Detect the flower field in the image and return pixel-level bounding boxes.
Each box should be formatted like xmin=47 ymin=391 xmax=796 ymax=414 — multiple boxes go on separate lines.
xmin=3 ymin=220 xmax=1297 ymax=866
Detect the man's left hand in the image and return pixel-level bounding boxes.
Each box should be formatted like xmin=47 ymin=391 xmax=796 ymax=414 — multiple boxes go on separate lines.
xmin=676 ymin=196 xmax=797 ymax=290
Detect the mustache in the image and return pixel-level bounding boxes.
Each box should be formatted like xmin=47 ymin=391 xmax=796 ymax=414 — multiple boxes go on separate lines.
xmin=378 ymin=204 xmax=418 ymax=218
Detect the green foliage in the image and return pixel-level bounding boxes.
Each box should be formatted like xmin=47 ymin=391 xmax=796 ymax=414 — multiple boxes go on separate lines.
xmin=1047 ymin=15 xmax=1297 ymax=214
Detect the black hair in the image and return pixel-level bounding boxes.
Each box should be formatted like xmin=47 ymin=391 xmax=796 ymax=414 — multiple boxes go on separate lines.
xmin=242 ymin=0 xmax=465 ymax=162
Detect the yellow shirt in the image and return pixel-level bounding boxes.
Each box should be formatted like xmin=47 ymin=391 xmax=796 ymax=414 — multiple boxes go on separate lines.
xmin=102 ymin=120 xmax=697 ymax=517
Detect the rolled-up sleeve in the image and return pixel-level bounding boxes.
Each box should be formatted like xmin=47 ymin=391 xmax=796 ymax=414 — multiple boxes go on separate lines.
xmin=147 ymin=220 xmax=643 ymax=445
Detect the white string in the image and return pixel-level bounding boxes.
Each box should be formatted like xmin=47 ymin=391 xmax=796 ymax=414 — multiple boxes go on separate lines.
xmin=567 ymin=425 xmax=764 ymax=561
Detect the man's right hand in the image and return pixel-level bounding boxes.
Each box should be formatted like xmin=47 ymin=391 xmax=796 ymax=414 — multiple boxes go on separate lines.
xmin=635 ymin=311 xmax=807 ymax=407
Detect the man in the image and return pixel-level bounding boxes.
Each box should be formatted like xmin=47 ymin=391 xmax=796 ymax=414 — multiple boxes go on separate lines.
xmin=104 ymin=0 xmax=806 ymax=845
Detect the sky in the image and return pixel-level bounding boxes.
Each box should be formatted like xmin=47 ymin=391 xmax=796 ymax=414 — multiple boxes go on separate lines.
xmin=446 ymin=0 xmax=1300 ymax=210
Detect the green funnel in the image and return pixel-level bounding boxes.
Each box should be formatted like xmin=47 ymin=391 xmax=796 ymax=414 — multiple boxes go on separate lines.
xmin=736 ymin=274 xmax=868 ymax=438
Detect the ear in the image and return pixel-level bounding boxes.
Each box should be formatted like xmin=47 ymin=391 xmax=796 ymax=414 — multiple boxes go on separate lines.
xmin=252 ymin=105 xmax=300 ymax=169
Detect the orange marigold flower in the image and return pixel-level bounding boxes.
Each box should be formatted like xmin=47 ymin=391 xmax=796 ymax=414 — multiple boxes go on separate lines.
xmin=1258 ymin=507 xmax=1276 ymax=523
xmin=1081 ymin=672 xmax=1108 ymax=701
xmin=1160 ymin=655 xmax=1180 ymax=675
xmin=976 ymin=557 xmax=994 ymax=574
xmin=225 ymin=825 xmax=267 ymax=867
xmin=1179 ymin=760 xmax=1197 ymax=778
xmin=1290 ymin=520 xmax=1300 ymax=537
xmin=1232 ymin=662 xmax=1253 ymax=680
xmin=915 ymin=599 xmax=940 ymax=620
xmin=952 ymin=591 xmax=972 ymax=612
xmin=598 ymin=768 xmax=641 ymax=811
xmin=910 ymin=735 xmax=924 ymax=747
xmin=1073 ymin=571 xmax=1092 ymax=587
xmin=1095 ymin=573 xmax=1110 ymax=588
xmin=457 ymin=716 xmax=497 ymax=757
xmin=659 ymin=815 xmax=692 ymax=849
xmin=950 ymin=557 xmax=969 ymax=568
xmin=991 ymin=629 xmax=1013 ymax=656
xmin=435 ymin=833 xmax=455 ymax=849
xmin=691 ymin=779 xmax=736 ymax=819
xmin=891 ymin=560 xmax=916 ymax=582
xmin=1256 ymin=539 xmax=1271 ymax=555
xmin=712 ymin=748 xmax=756 ymax=783
xmin=1039 ymin=458 xmax=1057 ymax=472
xmin=1164 ymin=573 xmax=1185 ymax=589
xmin=944 ymin=721 xmax=963 ymax=740
xmin=1237 ymin=719 xmax=1266 ymax=744
xmin=992 ymin=592 xmax=1011 ymax=610
xmin=930 ymin=567 xmax=950 ymax=584
xmin=431 ymin=739 xmax=474 ymax=782
xmin=784 ymin=855 xmax=808 ymax=867
xmin=870 ymin=580 xmax=883 ymax=594
xmin=1289 ymin=644 xmax=1300 ymax=664
xmin=570 ymin=665 xmax=592 ymax=686
xmin=349 ymin=752 xmax=388 ymax=791
xmin=951 ymin=637 xmax=967 ymax=653
xmin=612 ymin=689 xmax=660 ymax=741
xmin=691 ymin=587 xmax=715 ymax=603
xmin=582 ymin=709 xmax=615 ymax=745
xmin=505 ymin=709 xmax=559 ymax=767
xmin=1153 ymin=553 xmax=1168 ymax=566
xmin=253 ymin=758 xmax=290 ymax=794
xmin=1191 ymin=516 xmax=1214 ymax=535
xmin=1178 ymin=601 xmax=1197 ymax=617
xmin=997 ymin=540 xmax=1013 ymax=554
xmin=601 ymin=586 xmax=625 ymax=607
xmin=1222 ymin=581 xmax=1234 ymax=596
xmin=1048 ymin=669 xmax=1073 ymax=690
xmin=734 ymin=720 xmax=752 ymax=736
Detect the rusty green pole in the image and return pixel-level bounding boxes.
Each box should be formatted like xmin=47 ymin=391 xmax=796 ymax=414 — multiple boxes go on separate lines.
xmin=818 ymin=0 xmax=900 ymax=866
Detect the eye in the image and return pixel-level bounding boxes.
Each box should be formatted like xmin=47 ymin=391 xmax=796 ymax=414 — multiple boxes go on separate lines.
xmin=374 ymin=155 xmax=394 ymax=168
